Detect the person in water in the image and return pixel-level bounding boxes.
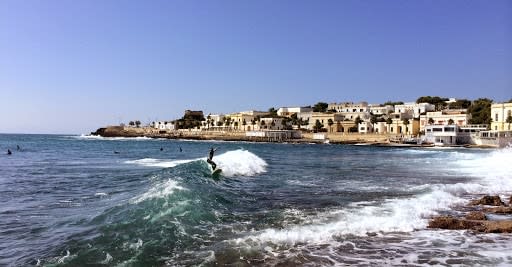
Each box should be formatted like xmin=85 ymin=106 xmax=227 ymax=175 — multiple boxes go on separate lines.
xmin=207 ymin=147 xmax=218 ymax=170
xmin=7 ymin=149 xmax=12 ymax=155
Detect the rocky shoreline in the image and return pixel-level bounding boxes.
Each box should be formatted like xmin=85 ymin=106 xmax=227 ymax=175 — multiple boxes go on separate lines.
xmin=429 ymin=195 xmax=512 ymax=233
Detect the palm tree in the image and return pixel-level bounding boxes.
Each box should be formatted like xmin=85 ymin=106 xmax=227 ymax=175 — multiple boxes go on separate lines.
xmin=506 ymin=115 xmax=512 ymax=130
xmin=314 ymin=120 xmax=323 ymax=132
xmin=327 ymin=119 xmax=334 ymax=132
xmin=402 ymin=118 xmax=409 ymax=134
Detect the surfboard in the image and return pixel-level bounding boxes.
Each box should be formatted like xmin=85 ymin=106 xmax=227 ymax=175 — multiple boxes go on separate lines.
xmin=211 ymin=168 xmax=222 ymax=177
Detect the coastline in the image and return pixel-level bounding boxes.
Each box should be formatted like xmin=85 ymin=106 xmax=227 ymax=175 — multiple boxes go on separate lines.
xmin=90 ymin=126 xmax=497 ymax=148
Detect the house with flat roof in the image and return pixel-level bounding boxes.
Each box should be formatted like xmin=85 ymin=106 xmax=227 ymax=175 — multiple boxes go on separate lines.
xmin=277 ymin=107 xmax=313 ymax=117
xmin=394 ymin=102 xmax=435 ymax=118
xmin=419 ymin=109 xmax=471 ymax=132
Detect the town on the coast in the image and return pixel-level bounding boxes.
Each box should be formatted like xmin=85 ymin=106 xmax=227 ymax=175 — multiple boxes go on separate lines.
xmin=93 ymin=96 xmax=512 ymax=148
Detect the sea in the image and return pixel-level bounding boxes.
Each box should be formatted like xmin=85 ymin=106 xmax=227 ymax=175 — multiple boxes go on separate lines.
xmin=1 ymin=133 xmax=512 ymax=266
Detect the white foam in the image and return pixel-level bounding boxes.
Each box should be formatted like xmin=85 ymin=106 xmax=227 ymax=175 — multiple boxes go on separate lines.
xmin=451 ymin=147 xmax=512 ymax=194
xmin=74 ymin=134 xmax=153 ymax=141
xmin=125 ymin=158 xmax=197 ymax=168
xmin=211 ymin=149 xmax=267 ymax=177
xmin=131 ymin=179 xmax=186 ymax=204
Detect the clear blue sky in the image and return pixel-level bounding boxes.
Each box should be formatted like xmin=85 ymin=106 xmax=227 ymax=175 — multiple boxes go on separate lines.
xmin=1 ymin=0 xmax=510 ymax=134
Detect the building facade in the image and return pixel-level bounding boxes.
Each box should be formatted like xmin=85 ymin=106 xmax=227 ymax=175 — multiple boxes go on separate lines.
xmin=277 ymin=107 xmax=313 ymax=117
xmin=394 ymin=102 xmax=435 ymax=118
xmin=490 ymin=102 xmax=512 ymax=131
xmin=419 ymin=109 xmax=471 ymax=132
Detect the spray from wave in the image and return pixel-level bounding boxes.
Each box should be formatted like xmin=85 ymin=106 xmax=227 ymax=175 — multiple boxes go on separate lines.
xmin=125 ymin=149 xmax=267 ymax=177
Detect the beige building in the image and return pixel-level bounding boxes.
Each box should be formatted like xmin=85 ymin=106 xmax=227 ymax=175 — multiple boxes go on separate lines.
xmin=328 ymin=102 xmax=371 ymax=120
xmin=491 ymin=102 xmax=512 ymax=131
xmin=419 ymin=109 xmax=471 ymax=132
xmin=309 ymin=112 xmax=346 ymax=132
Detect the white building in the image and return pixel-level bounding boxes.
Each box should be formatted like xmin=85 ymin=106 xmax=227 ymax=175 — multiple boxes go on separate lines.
xmin=394 ymin=102 xmax=435 ymax=118
xmin=277 ymin=107 xmax=313 ymax=117
xmin=153 ymin=121 xmax=175 ymax=131
xmin=358 ymin=122 xmax=374 ymax=133
xmin=419 ymin=109 xmax=471 ymax=132
xmin=258 ymin=117 xmax=288 ymax=130
xmin=369 ymin=104 xmax=394 ymax=115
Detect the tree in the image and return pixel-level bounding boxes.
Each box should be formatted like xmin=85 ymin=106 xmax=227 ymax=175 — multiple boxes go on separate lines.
xmin=468 ymin=98 xmax=493 ymax=124
xmin=135 ymin=120 xmax=141 ymax=128
xmin=383 ymin=101 xmax=404 ymax=106
xmin=386 ymin=118 xmax=393 ymax=125
xmin=370 ymin=115 xmax=378 ymax=124
xmin=448 ymin=119 xmax=454 ymax=125
xmin=428 ymin=118 xmax=435 ymax=125
xmin=268 ymin=107 xmax=278 ymax=117
xmin=506 ymin=115 xmax=512 ymax=130
xmin=448 ymin=99 xmax=471 ymax=109
xmin=313 ymin=120 xmax=324 ymax=132
xmin=129 ymin=121 xmax=135 ymax=127
xmin=354 ymin=116 xmax=363 ymax=125
xmin=416 ymin=96 xmax=449 ymax=111
xmin=327 ymin=119 xmax=334 ymax=132
xmin=313 ymin=102 xmax=329 ymax=112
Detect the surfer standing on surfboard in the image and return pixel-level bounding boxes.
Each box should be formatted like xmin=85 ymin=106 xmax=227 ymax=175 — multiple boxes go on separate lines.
xmin=207 ymin=147 xmax=218 ymax=170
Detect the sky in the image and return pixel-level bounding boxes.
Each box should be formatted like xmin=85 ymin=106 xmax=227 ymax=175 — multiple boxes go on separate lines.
xmin=0 ymin=0 xmax=511 ymax=134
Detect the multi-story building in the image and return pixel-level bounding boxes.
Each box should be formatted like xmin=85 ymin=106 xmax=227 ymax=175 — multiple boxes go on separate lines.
xmin=258 ymin=117 xmax=288 ymax=130
xmin=386 ymin=112 xmax=418 ymax=135
xmin=369 ymin=104 xmax=394 ymax=115
xmin=309 ymin=112 xmax=346 ymax=132
xmin=277 ymin=107 xmax=313 ymax=117
xmin=394 ymin=102 xmax=435 ymax=118
xmin=419 ymin=109 xmax=471 ymax=132
xmin=490 ymin=102 xmax=512 ymax=131
xmin=328 ymin=102 xmax=371 ymax=121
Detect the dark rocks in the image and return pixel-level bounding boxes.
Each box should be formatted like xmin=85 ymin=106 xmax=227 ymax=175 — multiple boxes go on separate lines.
xmin=469 ymin=195 xmax=505 ymax=206
xmin=428 ymin=195 xmax=512 ymax=233
xmin=428 ymin=216 xmax=485 ymax=231
xmin=484 ymin=206 xmax=512 ymax=214
xmin=465 ymin=211 xmax=487 ymax=220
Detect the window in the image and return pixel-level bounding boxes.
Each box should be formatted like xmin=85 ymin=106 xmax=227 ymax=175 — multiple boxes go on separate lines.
xmin=444 ymin=127 xmax=455 ymax=132
xmin=495 ymin=113 xmax=499 ymax=122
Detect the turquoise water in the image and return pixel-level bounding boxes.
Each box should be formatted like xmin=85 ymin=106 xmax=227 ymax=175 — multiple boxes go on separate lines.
xmin=1 ymin=134 xmax=512 ymax=266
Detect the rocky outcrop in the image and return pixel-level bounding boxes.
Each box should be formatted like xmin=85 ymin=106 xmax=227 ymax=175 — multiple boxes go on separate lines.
xmin=465 ymin=211 xmax=487 ymax=220
xmin=428 ymin=195 xmax=512 ymax=233
xmin=428 ymin=216 xmax=485 ymax=231
xmin=484 ymin=206 xmax=512 ymax=214
xmin=469 ymin=195 xmax=505 ymax=206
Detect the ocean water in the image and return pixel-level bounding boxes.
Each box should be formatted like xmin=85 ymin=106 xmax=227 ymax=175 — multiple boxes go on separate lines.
xmin=1 ymin=134 xmax=512 ymax=266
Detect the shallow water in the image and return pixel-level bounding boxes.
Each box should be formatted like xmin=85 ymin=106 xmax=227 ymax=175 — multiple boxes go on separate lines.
xmin=1 ymin=134 xmax=511 ymax=266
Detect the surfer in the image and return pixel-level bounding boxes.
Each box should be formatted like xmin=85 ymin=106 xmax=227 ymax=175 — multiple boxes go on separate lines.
xmin=207 ymin=147 xmax=218 ymax=170
xmin=17 ymin=145 xmax=20 ymax=151
xmin=179 ymin=146 xmax=182 ymax=152
xmin=7 ymin=149 xmax=12 ymax=155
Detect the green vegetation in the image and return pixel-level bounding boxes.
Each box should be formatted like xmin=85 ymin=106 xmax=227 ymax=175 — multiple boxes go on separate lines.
xmin=448 ymin=99 xmax=471 ymax=109
xmin=175 ymin=111 xmax=204 ymax=129
xmin=416 ymin=96 xmax=449 ymax=110
xmin=468 ymin=98 xmax=493 ymax=125
xmin=383 ymin=101 xmax=404 ymax=106
xmin=312 ymin=102 xmax=329 ymax=112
